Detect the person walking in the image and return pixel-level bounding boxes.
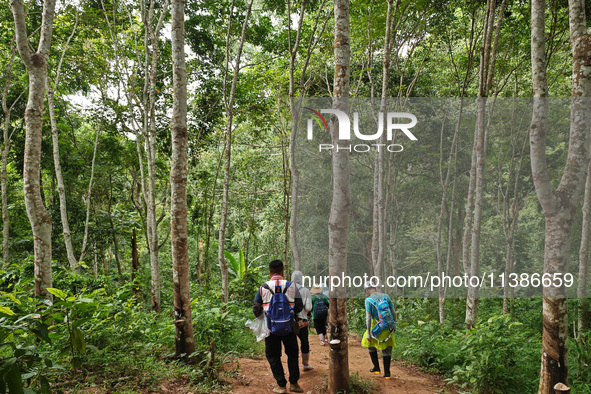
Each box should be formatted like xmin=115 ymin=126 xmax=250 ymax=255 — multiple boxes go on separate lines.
xmin=291 ymin=271 xmax=314 ymax=371
xmin=361 ymin=281 xmax=396 ymax=379
xmin=253 ymin=260 xmax=305 ymax=393
xmin=310 ymin=286 xmax=329 ymax=346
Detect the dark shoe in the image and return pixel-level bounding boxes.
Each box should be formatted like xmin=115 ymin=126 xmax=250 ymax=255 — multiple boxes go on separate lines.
xmin=383 ymin=356 xmax=391 ymax=379
xmin=369 ymin=351 xmax=381 ymax=374
xmin=289 ymin=382 xmax=304 ymax=393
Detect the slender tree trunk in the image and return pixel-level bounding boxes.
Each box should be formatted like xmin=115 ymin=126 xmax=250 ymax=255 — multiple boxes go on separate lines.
xmin=10 ymin=0 xmax=57 ymax=300
xmin=466 ymin=0 xmax=506 ymax=329
xmin=437 ymin=100 xmax=462 ymax=324
xmin=140 ymin=0 xmax=168 ymax=313
xmin=218 ymin=0 xmax=254 ymax=304
xmin=371 ymin=0 xmax=395 ymax=285
xmin=288 ymin=0 xmax=328 ymax=271
xmin=287 ymin=0 xmax=306 ymax=272
xmin=578 ymin=161 xmax=591 ymax=334
xmin=1 ymin=39 xmax=19 ymax=269
xmin=328 ymin=1 xmax=351 ymax=392
xmin=197 ymin=238 xmax=204 ymax=280
xmin=47 ymin=85 xmax=78 ymax=271
xmin=503 ymin=132 xmax=528 ymax=315
xmin=465 ymin=97 xmax=487 ymax=329
xmin=79 ymin=123 xmax=101 ymax=263
xmin=45 ymin=12 xmax=78 ymax=271
xmin=530 ymin=0 xmax=591 ymax=391
xmin=107 ymin=177 xmax=122 ymax=280
xmin=93 ymin=242 xmax=98 ymax=278
xmin=132 ymin=228 xmax=140 ymax=297
xmin=170 ymin=0 xmax=194 ymax=356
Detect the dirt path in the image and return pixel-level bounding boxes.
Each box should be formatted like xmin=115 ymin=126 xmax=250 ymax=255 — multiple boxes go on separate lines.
xmin=226 ymin=333 xmax=454 ymax=393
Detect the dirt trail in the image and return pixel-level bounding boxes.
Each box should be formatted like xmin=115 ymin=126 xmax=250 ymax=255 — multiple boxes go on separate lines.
xmin=226 ymin=333 xmax=454 ymax=393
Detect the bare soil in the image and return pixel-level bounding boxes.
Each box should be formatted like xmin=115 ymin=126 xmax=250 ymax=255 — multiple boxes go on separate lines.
xmin=226 ymin=333 xmax=456 ymax=394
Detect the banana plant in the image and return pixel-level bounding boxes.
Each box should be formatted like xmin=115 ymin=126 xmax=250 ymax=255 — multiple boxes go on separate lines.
xmin=225 ymin=250 xmax=266 ymax=280
xmin=225 ymin=250 xmax=246 ymax=279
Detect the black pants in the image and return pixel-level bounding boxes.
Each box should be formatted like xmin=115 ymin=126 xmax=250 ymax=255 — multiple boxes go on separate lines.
xmin=297 ymin=325 xmax=310 ymax=354
xmin=314 ymin=317 xmax=327 ymax=335
xmin=265 ymin=332 xmax=300 ymax=387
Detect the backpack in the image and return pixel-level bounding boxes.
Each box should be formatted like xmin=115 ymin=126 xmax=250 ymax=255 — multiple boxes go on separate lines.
xmin=313 ymin=296 xmax=328 ymax=320
xmin=367 ymin=296 xmax=396 ymax=342
xmin=262 ymin=281 xmax=294 ymax=336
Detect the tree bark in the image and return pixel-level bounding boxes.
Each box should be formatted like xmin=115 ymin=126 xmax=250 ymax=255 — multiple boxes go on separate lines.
xmin=287 ymin=0 xmax=306 ymax=272
xmin=578 ymin=161 xmax=591 ymax=334
xmin=132 ymin=228 xmax=140 ymax=297
xmin=10 ymin=0 xmax=57 ymax=300
xmin=170 ymin=0 xmax=195 ymax=357
xmin=530 ymin=0 xmax=591 ymax=391
xmin=218 ymin=0 xmax=254 ymax=304
xmin=107 ymin=176 xmax=123 ymax=280
xmin=46 ymin=14 xmax=78 ymax=271
xmin=1 ymin=38 xmax=20 ymax=269
xmin=437 ymin=100 xmax=462 ymax=324
xmin=78 ymin=122 xmax=102 ymax=263
xmin=371 ymin=0 xmax=397 ymax=286
xmin=328 ymin=1 xmax=351 ymax=392
xmin=466 ymin=0 xmax=506 ymax=329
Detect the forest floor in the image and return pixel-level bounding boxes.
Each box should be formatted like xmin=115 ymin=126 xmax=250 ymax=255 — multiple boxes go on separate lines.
xmin=61 ymin=333 xmax=456 ymax=393
xmin=225 ymin=333 xmax=456 ymax=394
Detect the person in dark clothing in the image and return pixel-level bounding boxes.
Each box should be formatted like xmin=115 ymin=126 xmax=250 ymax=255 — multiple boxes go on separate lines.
xmin=291 ymin=270 xmax=314 ymax=371
xmin=310 ymin=286 xmax=329 ymax=345
xmin=253 ymin=260 xmax=304 ymax=394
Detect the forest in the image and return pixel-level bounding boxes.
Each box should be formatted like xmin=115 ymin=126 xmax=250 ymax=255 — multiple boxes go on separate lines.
xmin=0 ymin=0 xmax=590 ymax=393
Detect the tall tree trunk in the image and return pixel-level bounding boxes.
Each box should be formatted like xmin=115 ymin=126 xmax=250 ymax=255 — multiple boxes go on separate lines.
xmin=107 ymin=176 xmax=123 ymax=280
xmin=1 ymin=38 xmax=20 ymax=269
xmin=10 ymin=0 xmax=57 ymax=300
xmin=140 ymin=0 xmax=168 ymax=313
xmin=437 ymin=100 xmax=462 ymax=324
xmin=288 ymin=0 xmax=329 ymax=272
xmin=372 ymin=0 xmax=396 ymax=286
xmin=578 ymin=161 xmax=591 ymax=334
xmin=287 ymin=0 xmax=306 ymax=272
xmin=218 ymin=0 xmax=254 ymax=304
xmin=530 ymin=0 xmax=591 ymax=391
xmin=78 ymin=123 xmax=101 ymax=263
xmin=170 ymin=0 xmax=194 ymax=356
xmin=131 ymin=228 xmax=140 ymax=297
xmin=465 ymin=96 xmax=487 ymax=329
xmin=328 ymin=1 xmax=351 ymax=392
xmin=466 ymin=0 xmax=506 ymax=329
xmin=46 ymin=14 xmax=78 ymax=271
xmin=502 ymin=129 xmax=528 ymax=315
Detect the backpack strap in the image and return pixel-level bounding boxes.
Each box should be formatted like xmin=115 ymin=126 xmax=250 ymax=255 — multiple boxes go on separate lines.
xmin=263 ymin=281 xmax=292 ymax=295
xmin=283 ymin=281 xmax=292 ymax=294
xmin=262 ymin=283 xmax=274 ymax=294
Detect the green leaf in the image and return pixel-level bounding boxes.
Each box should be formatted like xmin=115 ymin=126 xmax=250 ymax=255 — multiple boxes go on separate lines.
xmin=0 ymin=306 xmax=15 ymax=316
xmin=72 ymin=317 xmax=91 ymax=329
xmin=5 ymin=363 xmax=23 ymax=394
xmin=31 ymin=321 xmax=51 ymax=344
xmin=71 ymin=327 xmax=86 ymax=354
xmin=39 ymin=376 xmax=50 ymax=394
xmin=239 ymin=249 xmax=246 ymax=277
xmin=45 ymin=288 xmax=67 ymax=300
xmin=0 ymin=358 xmax=16 ymax=376
xmin=224 ymin=251 xmax=239 ymax=275
xmin=0 ymin=293 xmax=21 ymax=305
xmin=21 ymin=371 xmax=35 ymax=380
